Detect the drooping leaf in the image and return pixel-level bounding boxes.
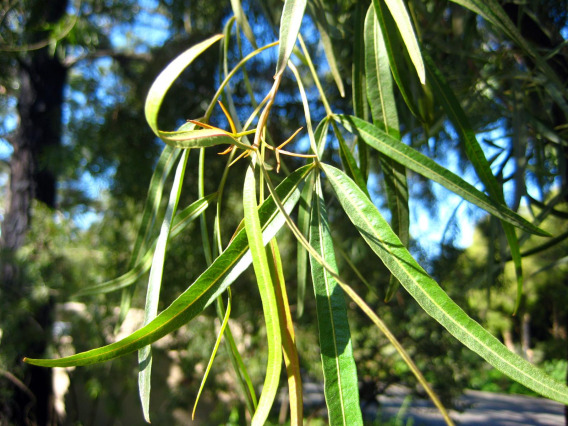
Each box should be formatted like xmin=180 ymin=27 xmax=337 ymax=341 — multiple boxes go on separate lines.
xmin=24 ymin=165 xmax=314 ymax=367
xmin=364 ymin=5 xmax=409 ymax=300
xmin=138 ymin=149 xmax=189 ymax=422
xmin=296 ymin=171 xmax=314 ymax=319
xmin=322 ymin=163 xmax=568 ymax=405
xmin=145 ymin=34 xmax=223 ymax=136
xmin=373 ymin=0 xmax=425 ymax=84
xmin=76 ymin=193 xmax=216 ymax=296
xmin=337 ymin=115 xmax=549 ymax=237
xmin=307 ymin=0 xmax=345 ymax=96
xmin=243 ymin=163 xmax=282 ymax=426
xmin=423 ymin=52 xmax=523 ymax=313
xmin=116 ymin=144 xmax=182 ymax=326
xmin=309 ymin=176 xmax=363 ymax=425
xmin=268 ymin=239 xmax=303 ymax=425
xmin=275 ymin=0 xmax=307 ymax=78
xmin=192 ymin=290 xmax=232 ymax=420
xmin=449 ymin=0 xmax=568 ymax=113
xmin=157 ymin=127 xmax=251 ymax=151
xmin=371 ymin=2 xmax=421 ymax=118
xmin=230 ymin=0 xmax=257 ymax=49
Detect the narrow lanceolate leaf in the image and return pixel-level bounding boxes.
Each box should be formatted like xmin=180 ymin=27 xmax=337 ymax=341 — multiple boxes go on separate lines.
xmin=364 ymin=5 xmax=409 ymax=301
xmin=371 ymin=2 xmax=420 ymax=118
xmin=268 ymin=240 xmax=303 ymax=425
xmin=331 ymin=121 xmax=369 ymax=198
xmin=145 ymin=34 xmax=223 ymax=136
xmin=24 ymin=165 xmax=314 ymax=368
xmin=309 ymin=176 xmax=363 ymax=425
xmin=230 ymin=0 xmax=257 ymax=49
xmin=308 ymin=0 xmax=344 ymax=96
xmin=337 ymin=115 xmax=549 ymax=237
xmin=77 ymin=194 xmax=216 ymax=296
xmin=373 ymin=0 xmax=424 ymax=84
xmin=296 ymin=172 xmax=315 ymax=318
xmin=116 ymin=144 xmax=182 ymax=327
xmin=352 ymin=1 xmax=369 ymax=177
xmin=275 ymin=0 xmax=307 ymax=78
xmin=449 ymin=0 xmax=568 ymax=111
xmin=157 ymin=128 xmax=251 ymax=151
xmin=243 ymin=164 xmax=282 ymax=426
xmin=138 ymin=150 xmax=189 ymax=422
xmin=424 ymin=53 xmax=523 ymax=313
xmin=322 ymin=163 xmax=568 ymax=405
xmin=131 ymin=145 xmax=182 ymax=265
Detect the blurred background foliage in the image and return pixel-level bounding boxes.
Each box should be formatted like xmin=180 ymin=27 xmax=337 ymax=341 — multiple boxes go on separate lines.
xmin=0 ymin=0 xmax=567 ymax=424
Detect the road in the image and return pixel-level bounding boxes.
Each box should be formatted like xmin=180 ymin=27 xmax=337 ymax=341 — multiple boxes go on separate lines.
xmin=302 ymin=382 xmax=566 ymax=425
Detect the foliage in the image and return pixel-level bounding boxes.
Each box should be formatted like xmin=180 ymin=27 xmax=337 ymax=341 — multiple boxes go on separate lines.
xmin=13 ymin=0 xmax=568 ymax=424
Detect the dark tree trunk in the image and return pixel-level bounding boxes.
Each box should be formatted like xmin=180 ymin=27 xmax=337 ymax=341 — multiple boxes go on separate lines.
xmin=0 ymin=0 xmax=68 ymax=424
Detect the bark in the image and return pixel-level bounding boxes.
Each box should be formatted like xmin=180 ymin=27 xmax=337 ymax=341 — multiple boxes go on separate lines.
xmin=0 ymin=0 xmax=68 ymax=424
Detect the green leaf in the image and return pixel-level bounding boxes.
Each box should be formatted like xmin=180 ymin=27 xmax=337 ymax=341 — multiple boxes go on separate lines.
xmin=243 ymin=163 xmax=281 ymax=426
xmin=157 ymin=128 xmax=251 ymax=151
xmin=307 ymin=0 xmax=345 ymax=97
xmin=145 ymin=34 xmax=223 ymax=136
xmin=364 ymin=5 xmax=409 ymax=300
xmin=269 ymin=240 xmax=303 ymax=425
xmin=449 ymin=0 xmax=568 ymax=112
xmin=373 ymin=0 xmax=424 ymax=84
xmin=138 ymin=149 xmax=189 ymax=422
xmin=275 ymin=0 xmax=307 ymax=78
xmin=309 ymin=176 xmax=363 ymax=425
xmin=230 ymin=0 xmax=257 ymax=49
xmin=76 ymin=194 xmax=216 ymax=296
xmin=331 ymin=121 xmax=369 ymax=198
xmin=192 ymin=290 xmax=232 ymax=420
xmin=322 ymin=163 xmax=568 ymax=405
xmin=116 ymin=144 xmax=182 ymax=326
xmin=371 ymin=2 xmax=421 ymax=118
xmin=337 ymin=115 xmax=549 ymax=237
xmin=296 ymin=172 xmax=314 ymax=319
xmin=423 ymin=52 xmax=523 ymax=313
xmin=24 ymin=165 xmax=314 ymax=368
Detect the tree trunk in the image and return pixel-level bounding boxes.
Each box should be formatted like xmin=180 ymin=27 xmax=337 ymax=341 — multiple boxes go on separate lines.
xmin=0 ymin=0 xmax=68 ymax=424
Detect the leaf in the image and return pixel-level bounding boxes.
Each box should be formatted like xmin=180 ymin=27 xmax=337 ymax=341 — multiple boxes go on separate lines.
xmin=449 ymin=0 xmax=568 ymax=113
xmin=275 ymin=0 xmax=307 ymax=78
xmin=268 ymin=240 xmax=303 ymax=425
xmin=138 ymin=149 xmax=189 ymax=422
xmin=258 ymin=164 xmax=451 ymax=423
xmin=352 ymin=1 xmax=367 ymax=121
xmin=243 ymin=164 xmax=282 ymax=426
xmin=423 ymin=52 xmax=523 ymax=313
xmin=337 ymin=115 xmax=550 ymax=237
xmin=157 ymin=128 xmax=251 ymax=151
xmin=307 ymin=0 xmax=345 ymax=96
xmin=373 ymin=0 xmax=424 ymax=84
xmin=309 ymin=176 xmax=363 ymax=425
xmin=116 ymin=144 xmax=182 ymax=326
xmin=145 ymin=34 xmax=223 ymax=136
xmin=296 ymin=172 xmax=314 ymax=319
xmin=24 ymin=165 xmax=314 ymax=368
xmin=192 ymin=291 xmax=232 ymax=420
xmin=76 ymin=194 xmax=216 ymax=296
xmin=371 ymin=2 xmax=421 ymax=118
xmin=331 ymin=121 xmax=369 ymax=198
xmin=364 ymin=5 xmax=409 ymax=300
xmin=230 ymin=0 xmax=258 ymax=49
xmin=322 ymin=163 xmax=568 ymax=405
